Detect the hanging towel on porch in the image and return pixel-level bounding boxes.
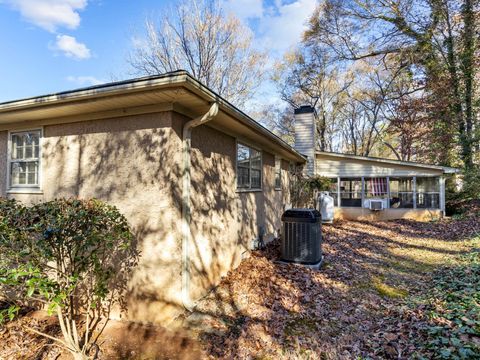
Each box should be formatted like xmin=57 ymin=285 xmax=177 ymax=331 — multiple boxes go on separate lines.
xmin=370 ymin=178 xmax=387 ymax=196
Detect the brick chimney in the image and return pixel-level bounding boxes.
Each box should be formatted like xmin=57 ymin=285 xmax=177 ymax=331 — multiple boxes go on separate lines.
xmin=294 ymin=105 xmax=316 ymax=176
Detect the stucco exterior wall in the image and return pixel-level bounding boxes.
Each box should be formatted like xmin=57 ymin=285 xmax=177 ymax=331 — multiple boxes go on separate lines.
xmin=0 ymin=111 xmax=292 ymax=325
xmin=173 ymin=113 xmax=290 ymax=301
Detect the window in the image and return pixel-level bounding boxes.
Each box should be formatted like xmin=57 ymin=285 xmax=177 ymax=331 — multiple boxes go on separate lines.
xmin=274 ymin=158 xmax=281 ymax=189
xmin=237 ymin=143 xmax=262 ymax=190
xmin=340 ymin=178 xmax=362 ymax=207
xmin=8 ymin=130 xmax=41 ymax=189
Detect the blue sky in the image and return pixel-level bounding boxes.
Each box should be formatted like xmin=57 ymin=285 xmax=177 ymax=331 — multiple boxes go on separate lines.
xmin=0 ymin=0 xmax=316 ymax=106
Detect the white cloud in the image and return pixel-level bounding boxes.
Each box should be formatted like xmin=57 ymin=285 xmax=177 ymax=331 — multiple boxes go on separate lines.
xmin=222 ymin=0 xmax=317 ymax=55
xmin=3 ymin=0 xmax=87 ymax=32
xmin=66 ymin=75 xmax=104 ymax=86
xmin=221 ymin=0 xmax=263 ymax=21
xmin=53 ymin=34 xmax=91 ymax=59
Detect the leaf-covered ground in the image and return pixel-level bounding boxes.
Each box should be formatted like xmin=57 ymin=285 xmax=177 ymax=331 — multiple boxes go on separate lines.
xmin=185 ymin=215 xmax=480 ymax=359
xmin=1 ymin=214 xmax=479 ymax=359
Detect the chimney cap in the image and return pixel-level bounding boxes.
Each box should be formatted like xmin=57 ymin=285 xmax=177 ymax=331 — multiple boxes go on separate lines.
xmin=294 ymin=105 xmax=314 ymax=114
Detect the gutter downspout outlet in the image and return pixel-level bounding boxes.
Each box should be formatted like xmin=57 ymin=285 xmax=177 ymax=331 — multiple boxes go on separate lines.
xmin=181 ymin=102 xmax=219 ymax=311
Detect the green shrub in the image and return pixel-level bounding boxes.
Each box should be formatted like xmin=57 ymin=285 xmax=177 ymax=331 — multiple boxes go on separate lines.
xmin=0 ymin=198 xmax=138 ymax=360
xmin=290 ymin=175 xmax=333 ymax=208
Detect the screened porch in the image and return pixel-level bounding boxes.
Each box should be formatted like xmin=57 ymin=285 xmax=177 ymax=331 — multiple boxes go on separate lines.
xmin=327 ymin=176 xmax=444 ymax=210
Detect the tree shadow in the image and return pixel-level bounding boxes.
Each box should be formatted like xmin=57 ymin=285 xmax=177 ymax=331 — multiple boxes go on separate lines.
xmin=184 ymin=217 xmax=475 ymax=358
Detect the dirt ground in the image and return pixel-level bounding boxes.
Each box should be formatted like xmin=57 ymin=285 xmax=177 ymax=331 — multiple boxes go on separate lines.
xmin=1 ymin=215 xmax=479 ymax=359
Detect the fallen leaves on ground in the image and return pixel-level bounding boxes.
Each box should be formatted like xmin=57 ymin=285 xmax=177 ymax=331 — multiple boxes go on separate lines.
xmin=188 ymin=215 xmax=480 ymax=359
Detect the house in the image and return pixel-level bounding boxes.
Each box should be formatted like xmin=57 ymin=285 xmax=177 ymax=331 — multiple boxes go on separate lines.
xmin=293 ymin=105 xmax=458 ymax=221
xmin=0 ymin=70 xmax=306 ymax=324
xmin=0 ymin=71 xmax=456 ymax=324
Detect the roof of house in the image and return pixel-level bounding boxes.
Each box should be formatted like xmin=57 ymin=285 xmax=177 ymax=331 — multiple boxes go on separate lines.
xmin=0 ymin=70 xmax=306 ymax=162
xmin=315 ymin=151 xmax=459 ymax=174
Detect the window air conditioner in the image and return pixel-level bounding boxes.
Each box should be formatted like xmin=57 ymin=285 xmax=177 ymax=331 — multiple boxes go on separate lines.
xmin=369 ymin=200 xmax=384 ymax=211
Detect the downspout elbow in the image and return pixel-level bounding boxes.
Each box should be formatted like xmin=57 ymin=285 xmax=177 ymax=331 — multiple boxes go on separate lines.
xmin=181 ymin=102 xmax=219 ymax=311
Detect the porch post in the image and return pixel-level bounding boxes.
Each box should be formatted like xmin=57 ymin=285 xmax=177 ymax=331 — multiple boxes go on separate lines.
xmin=439 ymin=176 xmax=446 ymax=216
xmin=361 ymin=177 xmax=365 ymax=207
xmin=337 ymin=177 xmax=341 ymax=207
xmin=413 ymin=176 xmax=417 ymax=209
xmin=386 ymin=176 xmax=390 ymax=208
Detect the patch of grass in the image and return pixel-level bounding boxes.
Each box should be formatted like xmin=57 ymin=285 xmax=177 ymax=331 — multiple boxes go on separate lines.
xmin=284 ymin=317 xmax=318 ymax=337
xmin=372 ymin=276 xmax=408 ymax=299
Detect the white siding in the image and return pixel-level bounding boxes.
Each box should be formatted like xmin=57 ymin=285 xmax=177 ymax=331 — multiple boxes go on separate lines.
xmin=294 ymin=111 xmax=315 ymax=176
xmin=315 ymin=155 xmax=443 ymax=178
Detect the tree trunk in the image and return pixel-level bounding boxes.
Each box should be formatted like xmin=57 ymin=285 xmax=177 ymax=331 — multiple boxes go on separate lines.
xmin=460 ymin=0 xmax=475 ymax=169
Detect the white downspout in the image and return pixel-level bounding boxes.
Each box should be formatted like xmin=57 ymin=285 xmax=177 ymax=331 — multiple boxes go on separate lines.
xmin=181 ymin=102 xmax=219 ymax=311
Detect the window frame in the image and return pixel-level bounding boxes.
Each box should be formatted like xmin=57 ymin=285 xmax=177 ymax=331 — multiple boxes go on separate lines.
xmin=274 ymin=157 xmax=282 ymax=190
xmin=7 ymin=128 xmax=43 ymax=194
xmin=236 ymin=141 xmax=262 ymax=192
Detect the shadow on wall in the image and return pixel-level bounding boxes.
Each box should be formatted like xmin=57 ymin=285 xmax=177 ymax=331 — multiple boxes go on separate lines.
xmin=41 ymin=112 xmax=186 ymax=323
xmin=38 ymin=111 xmax=278 ymax=324
xmin=188 ymin=123 xmax=261 ymax=301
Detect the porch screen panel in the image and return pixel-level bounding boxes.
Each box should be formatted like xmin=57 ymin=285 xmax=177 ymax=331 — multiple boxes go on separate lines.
xmin=416 ymin=177 xmax=440 ymax=209
xmin=340 ymin=178 xmax=362 ymax=207
xmin=328 ymin=178 xmax=338 ymax=205
xmin=389 ymin=178 xmax=414 ymax=208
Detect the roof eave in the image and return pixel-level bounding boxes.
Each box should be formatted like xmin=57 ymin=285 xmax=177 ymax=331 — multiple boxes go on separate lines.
xmin=316 ymin=151 xmax=460 ymax=174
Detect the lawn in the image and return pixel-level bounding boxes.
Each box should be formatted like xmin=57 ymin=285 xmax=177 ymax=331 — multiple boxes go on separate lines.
xmin=1 ymin=214 xmax=479 ymax=359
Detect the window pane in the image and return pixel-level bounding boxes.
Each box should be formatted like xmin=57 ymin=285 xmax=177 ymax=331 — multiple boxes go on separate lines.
xmin=237 ymin=144 xmax=249 ymax=162
xmin=275 ymin=158 xmax=281 ymax=188
xmin=11 ymin=134 xmax=24 ymax=159
xmin=251 ymin=169 xmax=261 ymax=189
xmin=251 ymin=149 xmax=261 ymax=170
xmin=237 ymin=167 xmax=250 ymax=188
xmin=11 ymin=162 xmax=26 ymax=185
xmin=25 ymin=145 xmax=33 ymax=158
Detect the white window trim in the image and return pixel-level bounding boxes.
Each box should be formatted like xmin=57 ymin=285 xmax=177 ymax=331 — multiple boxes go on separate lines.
xmin=235 ymin=140 xmax=263 ymax=192
xmin=7 ymin=128 xmax=43 ymax=194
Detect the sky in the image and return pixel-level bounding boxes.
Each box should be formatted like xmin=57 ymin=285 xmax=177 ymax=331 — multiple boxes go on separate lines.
xmin=0 ymin=0 xmax=316 ymax=108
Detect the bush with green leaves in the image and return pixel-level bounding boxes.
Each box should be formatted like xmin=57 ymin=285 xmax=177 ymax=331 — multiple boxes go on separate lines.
xmin=290 ymin=175 xmax=333 ymax=208
xmin=0 ymin=198 xmax=138 ymax=360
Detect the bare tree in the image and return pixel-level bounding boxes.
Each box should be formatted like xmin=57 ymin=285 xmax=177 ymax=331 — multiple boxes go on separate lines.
xmin=273 ymin=47 xmax=351 ymax=151
xmin=128 ymin=0 xmax=266 ymax=108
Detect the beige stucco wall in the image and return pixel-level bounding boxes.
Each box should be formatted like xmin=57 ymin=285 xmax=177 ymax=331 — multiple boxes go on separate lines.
xmin=173 ymin=113 xmax=290 ymax=301
xmin=334 ymin=208 xmax=443 ymax=222
xmin=0 ymin=111 xmax=291 ymax=325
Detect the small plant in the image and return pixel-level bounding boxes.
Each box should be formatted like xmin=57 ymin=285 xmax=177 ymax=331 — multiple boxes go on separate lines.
xmin=0 ymin=198 xmax=138 ymax=360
